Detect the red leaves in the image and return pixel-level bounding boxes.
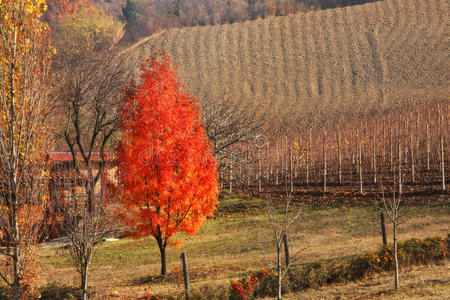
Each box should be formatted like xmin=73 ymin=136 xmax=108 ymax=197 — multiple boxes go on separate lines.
xmin=117 ymin=54 xmax=219 ymax=244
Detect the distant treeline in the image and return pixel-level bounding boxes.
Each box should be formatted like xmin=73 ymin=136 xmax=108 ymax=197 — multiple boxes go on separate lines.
xmin=98 ymin=0 xmax=381 ymax=43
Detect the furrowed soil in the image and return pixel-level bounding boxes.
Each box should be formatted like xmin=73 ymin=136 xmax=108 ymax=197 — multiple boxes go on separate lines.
xmin=121 ymin=0 xmax=449 ymax=128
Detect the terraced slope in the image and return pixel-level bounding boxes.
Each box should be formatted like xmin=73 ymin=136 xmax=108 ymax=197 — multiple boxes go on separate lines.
xmin=122 ymin=0 xmax=449 ymax=129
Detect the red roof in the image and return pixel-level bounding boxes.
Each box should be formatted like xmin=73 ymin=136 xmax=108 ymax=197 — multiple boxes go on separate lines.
xmin=47 ymin=152 xmax=111 ymax=162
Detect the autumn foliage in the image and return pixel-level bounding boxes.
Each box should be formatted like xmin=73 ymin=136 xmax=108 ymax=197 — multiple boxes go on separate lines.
xmin=117 ymin=54 xmax=219 ymax=276
xmin=0 ymin=0 xmax=53 ymax=298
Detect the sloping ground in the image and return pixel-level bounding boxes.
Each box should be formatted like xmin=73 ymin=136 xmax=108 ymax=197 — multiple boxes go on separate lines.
xmin=122 ymin=0 xmax=449 ymax=129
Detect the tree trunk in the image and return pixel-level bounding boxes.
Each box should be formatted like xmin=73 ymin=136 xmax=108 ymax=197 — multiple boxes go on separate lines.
xmin=12 ymin=191 xmax=20 ymax=300
xmin=12 ymin=265 xmax=20 ymax=300
xmin=157 ymin=238 xmax=167 ymax=277
xmin=277 ymin=244 xmax=282 ymax=300
xmin=393 ymin=221 xmax=399 ymax=290
xmin=81 ymin=263 xmax=89 ymax=300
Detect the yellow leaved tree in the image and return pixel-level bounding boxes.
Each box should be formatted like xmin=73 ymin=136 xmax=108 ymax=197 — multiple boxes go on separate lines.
xmin=53 ymin=2 xmax=124 ymax=54
xmin=0 ymin=0 xmax=53 ymax=298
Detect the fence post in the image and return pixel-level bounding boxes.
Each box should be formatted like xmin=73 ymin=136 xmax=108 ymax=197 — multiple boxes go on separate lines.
xmin=283 ymin=233 xmax=290 ymax=267
xmin=181 ymin=252 xmax=189 ymax=300
xmin=380 ymin=212 xmax=387 ymax=245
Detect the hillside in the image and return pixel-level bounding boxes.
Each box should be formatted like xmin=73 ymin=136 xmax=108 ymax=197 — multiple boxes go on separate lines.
xmin=122 ymin=0 xmax=449 ymax=129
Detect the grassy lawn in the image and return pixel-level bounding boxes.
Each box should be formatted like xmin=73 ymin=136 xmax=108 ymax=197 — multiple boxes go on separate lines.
xmin=38 ymin=196 xmax=450 ymax=298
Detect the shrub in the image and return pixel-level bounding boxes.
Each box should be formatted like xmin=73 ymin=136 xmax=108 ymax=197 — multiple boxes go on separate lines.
xmin=229 ymin=235 xmax=449 ymax=298
xmin=325 ymin=260 xmax=353 ymax=283
xmin=189 ymin=285 xmax=230 ymax=300
xmin=253 ymin=270 xmax=285 ymax=298
xmin=230 ymin=269 xmax=270 ymax=300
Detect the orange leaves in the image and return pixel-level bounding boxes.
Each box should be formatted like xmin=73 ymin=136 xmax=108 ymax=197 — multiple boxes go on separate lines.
xmin=117 ymin=54 xmax=219 ymax=246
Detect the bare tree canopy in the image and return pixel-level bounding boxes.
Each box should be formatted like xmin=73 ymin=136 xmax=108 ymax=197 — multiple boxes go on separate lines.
xmin=201 ymin=96 xmax=266 ymax=156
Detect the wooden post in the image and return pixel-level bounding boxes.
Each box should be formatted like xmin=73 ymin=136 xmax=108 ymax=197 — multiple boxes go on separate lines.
xmin=229 ymin=157 xmax=233 ymax=193
xmin=266 ymin=144 xmax=270 ymax=182
xmin=258 ymin=148 xmax=262 ymax=192
xmin=247 ymin=144 xmax=250 ymax=188
xmin=275 ymin=141 xmax=279 ymax=186
xmin=294 ymin=137 xmax=299 ymax=179
xmin=289 ymin=147 xmax=293 ymax=193
xmin=238 ymin=164 xmax=242 ymax=188
xmin=373 ymin=128 xmax=377 ymax=184
xmin=338 ymin=130 xmax=342 ymax=184
xmin=382 ymin=122 xmax=386 ymax=175
xmin=285 ymin=136 xmax=288 ymax=185
xmin=398 ymin=143 xmax=403 ymax=195
xmin=307 ymin=130 xmax=311 ymax=185
xmin=283 ymin=233 xmax=290 ymax=267
xmin=426 ymin=123 xmax=430 ymax=171
xmin=219 ymin=158 xmax=223 ymax=189
xmin=358 ymin=142 xmax=363 ymax=194
xmin=441 ymin=133 xmax=446 ymax=192
xmin=410 ymin=133 xmax=415 ymax=183
xmin=390 ymin=122 xmax=393 ymax=171
xmin=181 ymin=253 xmax=190 ymax=300
xmin=380 ymin=212 xmax=387 ymax=245
xmin=323 ymin=132 xmax=327 ymax=193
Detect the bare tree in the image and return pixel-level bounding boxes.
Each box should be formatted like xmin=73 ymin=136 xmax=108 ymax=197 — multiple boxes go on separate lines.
xmin=52 ymin=52 xmax=129 ymax=300
xmin=201 ymin=96 xmax=265 ymax=156
xmin=257 ymin=192 xmax=302 ymax=300
xmin=54 ymin=172 xmax=115 ymax=300
xmin=381 ymin=177 xmax=403 ymax=290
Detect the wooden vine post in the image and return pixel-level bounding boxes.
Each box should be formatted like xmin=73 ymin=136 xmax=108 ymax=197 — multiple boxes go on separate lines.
xmin=441 ymin=128 xmax=446 ymax=192
xmin=426 ymin=123 xmax=430 ymax=171
xmin=283 ymin=233 xmax=290 ymax=267
xmin=306 ymin=130 xmax=311 ymax=185
xmin=410 ymin=133 xmax=415 ymax=183
xmin=373 ymin=128 xmax=377 ymax=184
xmin=380 ymin=211 xmax=387 ymax=245
xmin=338 ymin=130 xmax=342 ymax=184
xmin=181 ymin=253 xmax=190 ymax=300
xmin=229 ymin=155 xmax=233 ymax=193
xmin=358 ymin=141 xmax=363 ymax=195
xmin=290 ymin=147 xmax=294 ymax=193
xmin=323 ymin=131 xmax=327 ymax=193
xmin=258 ymin=147 xmax=262 ymax=192
xmin=398 ymin=143 xmax=403 ymax=195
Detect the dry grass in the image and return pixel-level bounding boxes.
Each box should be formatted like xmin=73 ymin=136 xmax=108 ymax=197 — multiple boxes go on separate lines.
xmin=121 ymin=0 xmax=449 ymax=129
xmin=285 ymin=262 xmax=450 ymax=299
xmin=37 ymin=197 xmax=449 ymax=298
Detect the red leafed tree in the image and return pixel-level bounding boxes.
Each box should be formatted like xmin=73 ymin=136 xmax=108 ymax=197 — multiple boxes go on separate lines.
xmin=117 ymin=54 xmax=219 ymax=277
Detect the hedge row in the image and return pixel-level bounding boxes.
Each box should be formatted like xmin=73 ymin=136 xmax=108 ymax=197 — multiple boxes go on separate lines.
xmin=228 ymin=235 xmax=449 ymax=299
